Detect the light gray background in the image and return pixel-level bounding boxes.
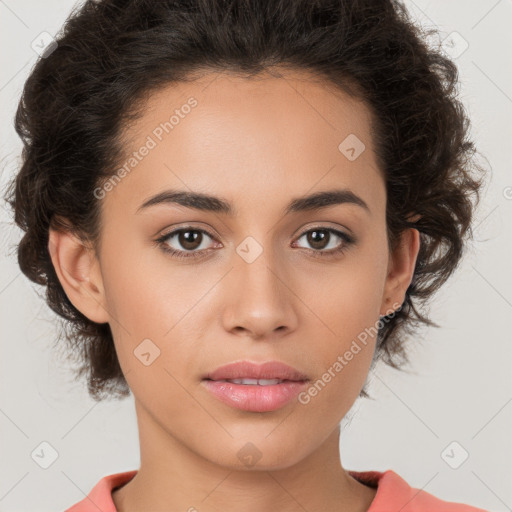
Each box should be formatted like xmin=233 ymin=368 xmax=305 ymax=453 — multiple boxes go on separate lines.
xmin=1 ymin=1 xmax=511 ymax=511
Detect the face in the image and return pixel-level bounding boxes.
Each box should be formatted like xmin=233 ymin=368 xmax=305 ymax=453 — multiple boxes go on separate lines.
xmin=49 ymin=69 xmax=419 ymax=471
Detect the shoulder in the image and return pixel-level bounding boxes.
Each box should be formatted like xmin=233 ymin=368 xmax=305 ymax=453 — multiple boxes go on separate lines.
xmin=64 ymin=470 xmax=137 ymax=512
xmin=348 ymin=469 xmax=489 ymax=512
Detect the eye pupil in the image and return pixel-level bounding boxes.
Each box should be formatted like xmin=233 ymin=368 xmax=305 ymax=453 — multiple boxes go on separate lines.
xmin=179 ymin=230 xmax=202 ymax=250
xmin=307 ymin=229 xmax=329 ymax=249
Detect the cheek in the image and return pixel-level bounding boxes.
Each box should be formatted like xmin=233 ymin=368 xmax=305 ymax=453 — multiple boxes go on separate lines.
xmin=97 ymin=239 xmax=175 ymax=368
xmin=99 ymin=243 xmax=213 ymax=373
xmin=305 ymin=251 xmax=387 ymax=335
xmin=302 ymin=242 xmax=388 ymax=389
xmin=304 ymin=301 xmax=378 ymax=419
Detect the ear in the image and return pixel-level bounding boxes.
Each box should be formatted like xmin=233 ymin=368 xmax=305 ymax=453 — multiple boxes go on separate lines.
xmin=47 ymin=227 xmax=109 ymax=324
xmin=379 ymin=227 xmax=421 ymax=317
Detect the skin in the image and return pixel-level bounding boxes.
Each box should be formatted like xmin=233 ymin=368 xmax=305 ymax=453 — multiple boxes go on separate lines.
xmin=48 ymin=69 xmax=420 ymax=512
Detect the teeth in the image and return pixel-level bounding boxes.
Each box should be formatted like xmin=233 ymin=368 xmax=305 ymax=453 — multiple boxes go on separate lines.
xmin=225 ymin=378 xmax=283 ymax=385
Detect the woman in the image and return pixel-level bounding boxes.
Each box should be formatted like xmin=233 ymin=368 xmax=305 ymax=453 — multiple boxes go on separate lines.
xmin=5 ymin=0 xmax=488 ymax=510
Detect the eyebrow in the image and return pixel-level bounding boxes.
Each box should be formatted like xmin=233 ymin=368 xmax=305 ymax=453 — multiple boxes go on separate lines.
xmin=136 ymin=188 xmax=370 ymax=216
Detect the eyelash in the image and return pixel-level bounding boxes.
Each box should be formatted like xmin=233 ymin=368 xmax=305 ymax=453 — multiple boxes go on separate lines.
xmin=155 ymin=226 xmax=355 ymax=261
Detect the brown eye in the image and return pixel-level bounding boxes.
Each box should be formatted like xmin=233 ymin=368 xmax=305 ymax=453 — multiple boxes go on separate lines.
xmin=294 ymin=228 xmax=352 ymax=254
xmin=156 ymin=227 xmax=217 ymax=259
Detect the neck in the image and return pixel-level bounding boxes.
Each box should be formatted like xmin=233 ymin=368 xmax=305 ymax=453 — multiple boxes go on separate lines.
xmin=112 ymin=400 xmax=377 ymax=512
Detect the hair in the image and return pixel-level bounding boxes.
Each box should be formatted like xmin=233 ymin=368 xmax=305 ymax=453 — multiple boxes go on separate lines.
xmin=4 ymin=0 xmax=486 ymax=401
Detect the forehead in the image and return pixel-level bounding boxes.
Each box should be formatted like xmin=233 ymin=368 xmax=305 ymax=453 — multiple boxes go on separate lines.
xmin=104 ymin=70 xmax=384 ymax=217
xmin=124 ymin=69 xmax=375 ymax=150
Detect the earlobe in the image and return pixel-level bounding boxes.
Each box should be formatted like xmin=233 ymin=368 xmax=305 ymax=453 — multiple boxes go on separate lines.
xmin=379 ymin=228 xmax=421 ymax=317
xmin=47 ymin=228 xmax=109 ymax=324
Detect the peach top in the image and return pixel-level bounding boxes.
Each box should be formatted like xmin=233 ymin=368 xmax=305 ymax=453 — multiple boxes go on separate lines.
xmin=65 ymin=469 xmax=488 ymax=511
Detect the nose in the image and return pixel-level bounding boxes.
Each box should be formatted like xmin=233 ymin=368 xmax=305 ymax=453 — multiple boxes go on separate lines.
xmin=221 ymin=247 xmax=299 ymax=340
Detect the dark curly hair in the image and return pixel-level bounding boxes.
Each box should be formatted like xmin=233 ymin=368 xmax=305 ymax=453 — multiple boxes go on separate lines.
xmin=4 ymin=0 xmax=486 ymax=402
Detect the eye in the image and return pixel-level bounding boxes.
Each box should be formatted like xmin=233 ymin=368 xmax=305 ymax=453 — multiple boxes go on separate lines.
xmin=292 ymin=227 xmax=354 ymax=257
xmin=155 ymin=227 xmax=218 ymax=259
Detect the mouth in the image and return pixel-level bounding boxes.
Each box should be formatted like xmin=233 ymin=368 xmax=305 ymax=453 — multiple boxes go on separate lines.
xmin=201 ymin=361 xmax=309 ymax=412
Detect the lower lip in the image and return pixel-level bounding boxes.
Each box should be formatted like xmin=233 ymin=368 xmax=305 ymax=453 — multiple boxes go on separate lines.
xmin=201 ymin=379 xmax=308 ymax=412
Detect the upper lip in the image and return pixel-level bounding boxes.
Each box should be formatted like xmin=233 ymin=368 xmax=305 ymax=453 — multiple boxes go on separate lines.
xmin=204 ymin=361 xmax=309 ymax=381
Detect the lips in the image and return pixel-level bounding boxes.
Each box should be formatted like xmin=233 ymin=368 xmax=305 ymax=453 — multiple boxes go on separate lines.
xmin=204 ymin=360 xmax=309 ymax=383
xmin=202 ymin=361 xmax=310 ymax=411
